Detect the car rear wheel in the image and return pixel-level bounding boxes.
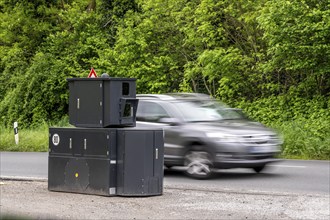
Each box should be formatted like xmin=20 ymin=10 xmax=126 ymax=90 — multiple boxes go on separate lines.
xmin=184 ymin=150 xmax=213 ymax=179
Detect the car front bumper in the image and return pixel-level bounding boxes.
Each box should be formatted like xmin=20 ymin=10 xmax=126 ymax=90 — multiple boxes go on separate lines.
xmin=213 ymin=155 xmax=282 ymax=169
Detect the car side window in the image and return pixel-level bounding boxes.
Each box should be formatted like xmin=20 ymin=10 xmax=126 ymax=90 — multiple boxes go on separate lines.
xmin=137 ymin=101 xmax=170 ymax=122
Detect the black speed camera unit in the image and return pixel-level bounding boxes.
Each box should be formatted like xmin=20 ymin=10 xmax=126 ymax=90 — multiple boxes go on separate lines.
xmin=48 ymin=76 xmax=164 ymax=197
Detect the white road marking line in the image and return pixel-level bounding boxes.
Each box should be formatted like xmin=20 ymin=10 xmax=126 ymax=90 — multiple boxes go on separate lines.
xmin=0 ymin=175 xmax=47 ymax=181
xmin=268 ymin=165 xmax=306 ymax=168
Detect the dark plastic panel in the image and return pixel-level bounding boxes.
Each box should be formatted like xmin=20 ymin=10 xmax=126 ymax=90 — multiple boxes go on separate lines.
xmin=48 ymin=127 xmax=164 ymax=197
xmin=116 ymin=128 xmax=164 ymax=196
xmin=67 ymin=77 xmax=138 ymax=128
xmin=48 ymin=156 xmax=117 ymax=196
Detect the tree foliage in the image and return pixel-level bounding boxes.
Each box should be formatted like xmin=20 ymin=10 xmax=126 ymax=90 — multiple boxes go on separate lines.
xmin=0 ymin=0 xmax=329 ymax=129
xmin=258 ymin=0 xmax=330 ymax=98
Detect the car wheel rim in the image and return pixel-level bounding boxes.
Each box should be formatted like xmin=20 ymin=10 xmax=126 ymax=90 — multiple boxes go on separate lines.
xmin=185 ymin=151 xmax=212 ymax=176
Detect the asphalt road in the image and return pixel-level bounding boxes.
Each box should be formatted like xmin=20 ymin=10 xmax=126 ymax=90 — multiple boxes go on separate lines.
xmin=1 ymin=151 xmax=329 ymax=219
xmin=0 ymin=151 xmax=329 ymax=195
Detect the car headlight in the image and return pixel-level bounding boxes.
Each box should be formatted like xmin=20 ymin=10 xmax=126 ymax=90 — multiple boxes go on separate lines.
xmin=206 ymin=133 xmax=239 ymax=142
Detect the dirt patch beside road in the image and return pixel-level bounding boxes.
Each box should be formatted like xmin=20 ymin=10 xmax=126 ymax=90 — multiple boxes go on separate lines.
xmin=0 ymin=179 xmax=329 ymax=219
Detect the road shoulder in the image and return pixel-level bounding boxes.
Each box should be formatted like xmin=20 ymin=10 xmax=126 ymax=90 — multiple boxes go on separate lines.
xmin=1 ymin=179 xmax=329 ymax=219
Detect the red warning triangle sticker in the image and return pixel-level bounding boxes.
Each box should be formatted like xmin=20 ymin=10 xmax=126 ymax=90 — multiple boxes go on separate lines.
xmin=88 ymin=68 xmax=98 ymax=78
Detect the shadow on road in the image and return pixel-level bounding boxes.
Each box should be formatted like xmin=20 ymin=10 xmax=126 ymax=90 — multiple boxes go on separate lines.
xmin=164 ymin=166 xmax=285 ymax=180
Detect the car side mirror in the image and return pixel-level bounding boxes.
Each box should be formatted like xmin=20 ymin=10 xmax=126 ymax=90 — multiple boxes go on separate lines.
xmin=158 ymin=117 xmax=180 ymax=126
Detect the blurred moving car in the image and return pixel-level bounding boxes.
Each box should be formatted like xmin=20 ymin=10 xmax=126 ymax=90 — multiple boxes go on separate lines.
xmin=136 ymin=93 xmax=282 ymax=179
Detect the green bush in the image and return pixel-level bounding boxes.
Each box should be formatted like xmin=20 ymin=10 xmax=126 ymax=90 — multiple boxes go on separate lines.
xmin=236 ymin=96 xmax=330 ymax=160
xmin=272 ymin=120 xmax=330 ymax=160
xmin=0 ymin=117 xmax=71 ymax=152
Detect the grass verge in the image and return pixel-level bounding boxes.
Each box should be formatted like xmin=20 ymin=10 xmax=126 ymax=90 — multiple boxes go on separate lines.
xmin=273 ymin=120 xmax=330 ymax=160
xmin=0 ymin=122 xmax=49 ymax=152
xmin=0 ymin=118 xmax=71 ymax=152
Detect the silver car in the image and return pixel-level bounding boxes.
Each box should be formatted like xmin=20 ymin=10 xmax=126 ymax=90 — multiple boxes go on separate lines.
xmin=136 ymin=93 xmax=282 ymax=179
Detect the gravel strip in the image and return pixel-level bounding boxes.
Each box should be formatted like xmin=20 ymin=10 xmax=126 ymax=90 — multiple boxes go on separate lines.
xmin=0 ymin=179 xmax=329 ymax=219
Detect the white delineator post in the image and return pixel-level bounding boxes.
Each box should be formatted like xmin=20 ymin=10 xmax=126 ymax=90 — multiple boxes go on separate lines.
xmin=14 ymin=121 xmax=19 ymax=145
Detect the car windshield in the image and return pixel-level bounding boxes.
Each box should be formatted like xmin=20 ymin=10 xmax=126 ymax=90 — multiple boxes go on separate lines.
xmin=174 ymin=100 xmax=246 ymax=122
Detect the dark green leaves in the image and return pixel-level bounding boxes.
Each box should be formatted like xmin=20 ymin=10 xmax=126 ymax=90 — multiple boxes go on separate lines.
xmin=0 ymin=0 xmax=329 ymax=130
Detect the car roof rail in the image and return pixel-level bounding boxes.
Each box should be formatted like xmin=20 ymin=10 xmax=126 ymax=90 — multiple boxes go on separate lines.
xmin=137 ymin=94 xmax=176 ymax=100
xmin=137 ymin=93 xmax=214 ymax=101
xmin=165 ymin=93 xmax=212 ymax=100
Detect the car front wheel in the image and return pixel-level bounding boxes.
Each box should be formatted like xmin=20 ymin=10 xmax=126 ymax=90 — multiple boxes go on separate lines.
xmin=184 ymin=150 xmax=213 ymax=179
